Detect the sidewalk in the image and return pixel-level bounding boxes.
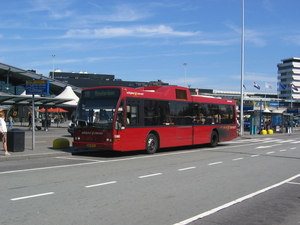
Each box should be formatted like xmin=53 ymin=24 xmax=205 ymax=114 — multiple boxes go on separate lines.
xmin=0 ymin=123 xmax=297 ymax=162
xmin=0 ymin=122 xmax=76 ymax=162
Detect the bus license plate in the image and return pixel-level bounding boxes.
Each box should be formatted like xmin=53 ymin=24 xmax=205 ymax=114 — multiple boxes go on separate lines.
xmin=87 ymin=144 xmax=96 ymax=148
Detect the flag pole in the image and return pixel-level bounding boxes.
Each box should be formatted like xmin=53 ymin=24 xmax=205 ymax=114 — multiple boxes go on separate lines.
xmin=264 ymin=82 xmax=266 ymax=109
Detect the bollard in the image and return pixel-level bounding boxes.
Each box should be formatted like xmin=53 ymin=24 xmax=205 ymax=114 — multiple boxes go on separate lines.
xmin=53 ymin=138 xmax=70 ymax=149
xmin=261 ymin=130 xmax=267 ymax=135
xmin=268 ymin=129 xmax=273 ymax=134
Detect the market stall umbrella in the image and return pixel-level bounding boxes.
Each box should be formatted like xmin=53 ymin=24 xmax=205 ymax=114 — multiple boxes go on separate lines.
xmin=48 ymin=108 xmax=68 ymax=113
xmin=36 ymin=108 xmax=46 ymax=112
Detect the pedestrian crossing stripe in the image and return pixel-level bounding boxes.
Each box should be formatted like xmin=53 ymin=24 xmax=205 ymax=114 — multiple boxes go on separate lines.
xmin=224 ymin=138 xmax=298 ymax=144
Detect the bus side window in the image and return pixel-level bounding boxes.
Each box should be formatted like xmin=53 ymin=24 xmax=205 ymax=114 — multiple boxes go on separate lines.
xmin=127 ymin=105 xmax=139 ymax=126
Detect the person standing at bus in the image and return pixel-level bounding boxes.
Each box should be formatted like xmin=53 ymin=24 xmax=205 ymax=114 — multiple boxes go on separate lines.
xmin=266 ymin=120 xmax=271 ymax=131
xmin=8 ymin=116 xmax=14 ymax=129
xmin=28 ymin=113 xmax=33 ymax=130
xmin=0 ymin=112 xmax=10 ymax=156
xmin=287 ymin=120 xmax=292 ymax=135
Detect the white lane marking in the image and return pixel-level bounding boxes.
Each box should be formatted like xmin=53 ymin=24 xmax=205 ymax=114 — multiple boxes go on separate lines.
xmin=208 ymin=161 xmax=222 ymax=166
xmin=56 ymin=156 xmax=105 ymax=162
xmin=85 ymin=181 xmax=117 ymax=188
xmin=291 ymin=141 xmax=300 ymax=143
xmin=178 ymin=167 xmax=196 ymax=171
xmin=261 ymin=140 xmax=278 ymax=143
xmin=255 ymin=144 xmax=281 ymax=149
xmin=287 ymin=182 xmax=300 ymax=185
xmin=290 ymin=147 xmax=297 ymax=150
xmin=139 ymin=173 xmax=162 ymax=179
xmin=0 ymin=161 xmax=101 ymax=175
xmin=278 ymin=140 xmax=294 ymax=143
xmin=173 ymin=174 xmax=300 ymax=225
xmin=266 ymin=151 xmax=275 ymax=154
xmin=279 ymin=149 xmax=286 ymax=152
xmin=251 ymin=155 xmax=259 ymax=157
xmin=11 ymin=192 xmax=54 ymax=201
xmin=221 ymin=141 xmax=238 ymax=144
xmin=232 ymin=157 xmax=244 ymax=161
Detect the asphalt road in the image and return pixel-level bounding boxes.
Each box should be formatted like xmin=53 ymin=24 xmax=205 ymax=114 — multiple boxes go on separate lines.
xmin=0 ymin=135 xmax=300 ymax=225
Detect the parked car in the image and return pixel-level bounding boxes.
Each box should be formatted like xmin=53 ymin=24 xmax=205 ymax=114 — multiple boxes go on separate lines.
xmin=68 ymin=121 xmax=74 ymax=136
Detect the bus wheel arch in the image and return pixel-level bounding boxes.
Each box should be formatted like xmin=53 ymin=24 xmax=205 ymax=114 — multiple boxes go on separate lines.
xmin=209 ymin=129 xmax=219 ymax=147
xmin=145 ymin=131 xmax=160 ymax=154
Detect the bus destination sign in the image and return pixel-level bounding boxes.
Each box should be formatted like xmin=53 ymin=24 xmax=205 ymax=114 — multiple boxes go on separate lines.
xmin=83 ymin=89 xmax=120 ymax=98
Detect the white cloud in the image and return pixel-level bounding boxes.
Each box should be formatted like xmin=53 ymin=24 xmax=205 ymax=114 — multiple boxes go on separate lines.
xmin=63 ymin=25 xmax=199 ymax=39
xmin=262 ymin=0 xmax=275 ymax=12
xmin=186 ymin=39 xmax=239 ymax=46
xmin=283 ymin=35 xmax=300 ymax=45
xmin=165 ymin=77 xmax=205 ymax=87
xmin=28 ymin=0 xmax=74 ymax=19
xmin=231 ymin=72 xmax=277 ymax=83
xmin=104 ymin=4 xmax=149 ymax=22
xmin=224 ymin=21 xmax=267 ymax=47
xmin=74 ymin=3 xmax=150 ymax=25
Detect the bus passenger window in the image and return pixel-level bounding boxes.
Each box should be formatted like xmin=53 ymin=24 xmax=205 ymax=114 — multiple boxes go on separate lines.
xmin=127 ymin=105 xmax=139 ymax=126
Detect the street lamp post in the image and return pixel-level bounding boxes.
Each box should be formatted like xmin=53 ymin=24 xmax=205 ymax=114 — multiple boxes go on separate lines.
xmin=183 ymin=63 xmax=187 ymax=87
xmin=52 ymin=55 xmax=55 ymax=79
xmin=240 ymin=0 xmax=245 ymax=136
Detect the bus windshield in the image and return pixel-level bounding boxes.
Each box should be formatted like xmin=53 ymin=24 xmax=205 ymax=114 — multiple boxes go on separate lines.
xmin=75 ymin=88 xmax=120 ymax=130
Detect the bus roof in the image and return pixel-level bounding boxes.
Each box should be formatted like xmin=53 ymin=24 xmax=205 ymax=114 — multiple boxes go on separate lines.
xmin=82 ymin=85 xmax=235 ymax=105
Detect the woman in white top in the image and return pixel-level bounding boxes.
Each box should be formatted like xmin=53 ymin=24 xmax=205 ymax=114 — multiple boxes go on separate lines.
xmin=0 ymin=112 xmax=10 ymax=156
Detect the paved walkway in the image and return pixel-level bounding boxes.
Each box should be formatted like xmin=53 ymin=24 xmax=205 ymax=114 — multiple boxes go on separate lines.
xmin=0 ymin=122 xmax=74 ymax=162
xmin=0 ymin=122 xmax=297 ymax=162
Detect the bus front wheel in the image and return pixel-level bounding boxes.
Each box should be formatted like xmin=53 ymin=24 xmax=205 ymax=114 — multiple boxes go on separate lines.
xmin=209 ymin=131 xmax=218 ymax=147
xmin=146 ymin=133 xmax=158 ymax=154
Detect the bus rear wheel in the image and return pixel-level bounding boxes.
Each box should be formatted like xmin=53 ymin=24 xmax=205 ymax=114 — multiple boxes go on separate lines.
xmin=209 ymin=131 xmax=218 ymax=147
xmin=146 ymin=133 xmax=158 ymax=154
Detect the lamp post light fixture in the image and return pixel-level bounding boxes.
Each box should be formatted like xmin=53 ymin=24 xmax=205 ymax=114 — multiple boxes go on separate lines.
xmin=183 ymin=63 xmax=187 ymax=87
xmin=52 ymin=55 xmax=55 ymax=79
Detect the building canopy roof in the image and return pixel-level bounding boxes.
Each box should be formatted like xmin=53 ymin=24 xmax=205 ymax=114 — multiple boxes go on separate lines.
xmin=0 ymin=62 xmax=82 ymax=95
xmin=0 ymin=94 xmax=72 ymax=106
xmin=55 ymin=86 xmax=79 ymax=106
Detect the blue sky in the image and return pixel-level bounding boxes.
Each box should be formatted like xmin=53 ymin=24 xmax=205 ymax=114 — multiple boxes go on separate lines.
xmin=1 ymin=0 xmax=299 ymax=93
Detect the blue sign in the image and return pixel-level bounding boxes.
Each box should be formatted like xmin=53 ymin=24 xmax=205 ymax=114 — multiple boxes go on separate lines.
xmin=26 ymin=80 xmax=50 ymax=95
xmin=240 ymin=103 xmax=254 ymax=111
xmin=272 ymin=115 xmax=281 ymax=126
xmin=287 ymin=108 xmax=299 ymax=114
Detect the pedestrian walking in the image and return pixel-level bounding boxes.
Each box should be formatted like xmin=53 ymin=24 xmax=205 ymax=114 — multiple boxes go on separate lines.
xmin=8 ymin=116 xmax=13 ymax=129
xmin=287 ymin=120 xmax=292 ymax=135
xmin=266 ymin=120 xmax=271 ymax=131
xmin=28 ymin=113 xmax=32 ymax=130
xmin=0 ymin=112 xmax=10 ymax=156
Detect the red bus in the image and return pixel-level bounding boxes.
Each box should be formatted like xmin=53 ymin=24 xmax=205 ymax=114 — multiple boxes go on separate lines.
xmin=73 ymin=86 xmax=238 ymax=154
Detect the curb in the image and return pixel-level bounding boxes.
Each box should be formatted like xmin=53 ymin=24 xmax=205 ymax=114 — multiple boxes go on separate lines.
xmin=0 ymin=152 xmax=73 ymax=162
